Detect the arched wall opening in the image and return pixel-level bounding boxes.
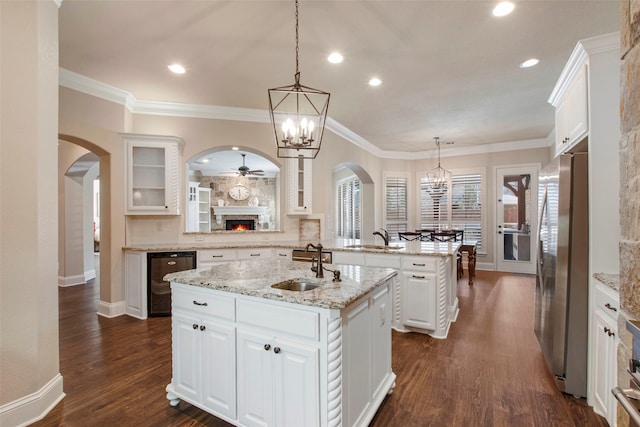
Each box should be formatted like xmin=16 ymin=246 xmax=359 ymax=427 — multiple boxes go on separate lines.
xmin=58 ymin=134 xmax=111 ymax=308
xmin=332 ymin=162 xmax=375 ymax=239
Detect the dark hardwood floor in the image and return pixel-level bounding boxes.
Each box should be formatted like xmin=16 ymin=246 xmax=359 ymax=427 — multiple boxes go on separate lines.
xmin=33 ymin=268 xmax=606 ymax=427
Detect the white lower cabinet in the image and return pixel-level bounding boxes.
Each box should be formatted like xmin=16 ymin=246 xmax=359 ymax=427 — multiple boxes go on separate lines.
xmin=170 ymin=285 xmax=237 ymax=420
xmin=332 ymin=250 xmax=456 ymax=339
xmin=237 ymin=329 xmax=319 ymax=427
xmin=166 ymin=278 xmax=396 ymax=427
xmin=401 ymin=271 xmax=436 ymax=330
xmin=590 ymin=281 xmax=619 ymax=426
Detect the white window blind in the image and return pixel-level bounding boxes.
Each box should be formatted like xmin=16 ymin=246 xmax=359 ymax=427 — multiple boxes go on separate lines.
xmin=418 ymin=170 xmax=484 ymax=249
xmin=337 ymin=177 xmax=361 ymax=239
xmin=419 ymin=178 xmax=449 ymax=230
xmin=384 ymin=175 xmax=408 ymax=239
xmin=451 ymin=173 xmax=483 ymax=248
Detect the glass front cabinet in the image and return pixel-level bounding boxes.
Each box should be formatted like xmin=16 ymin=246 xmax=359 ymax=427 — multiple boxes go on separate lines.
xmin=286 ymin=156 xmax=312 ymax=215
xmin=123 ymin=134 xmax=183 ymax=215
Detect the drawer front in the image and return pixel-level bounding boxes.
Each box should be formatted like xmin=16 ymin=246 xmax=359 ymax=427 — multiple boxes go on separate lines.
xmin=401 ymin=256 xmax=437 ymax=272
xmin=237 ymin=299 xmax=320 ymax=341
xmin=198 ymin=249 xmax=236 ymax=266
xmin=594 ymin=282 xmax=619 ymax=321
xmin=173 ymin=285 xmax=235 ymax=321
xmin=272 ymin=249 xmax=292 ymax=260
xmin=237 ymin=248 xmax=272 ymax=260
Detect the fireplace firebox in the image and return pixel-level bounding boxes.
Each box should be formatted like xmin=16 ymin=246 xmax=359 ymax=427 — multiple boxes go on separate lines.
xmin=226 ymin=219 xmax=255 ymax=231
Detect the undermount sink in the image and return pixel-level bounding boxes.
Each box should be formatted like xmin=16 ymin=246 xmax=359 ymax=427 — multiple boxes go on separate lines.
xmin=271 ymin=278 xmax=325 ymax=292
xmin=344 ymin=244 xmax=402 ymax=250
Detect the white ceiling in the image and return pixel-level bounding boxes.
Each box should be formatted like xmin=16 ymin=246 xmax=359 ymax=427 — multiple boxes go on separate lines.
xmin=59 ymin=0 xmax=620 ymax=157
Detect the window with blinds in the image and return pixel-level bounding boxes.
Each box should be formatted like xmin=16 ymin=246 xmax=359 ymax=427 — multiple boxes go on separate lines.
xmin=337 ymin=177 xmax=361 ymax=239
xmin=419 ymin=178 xmax=449 ymax=230
xmin=383 ymin=175 xmax=408 ymax=239
xmin=451 ymin=173 xmax=483 ymax=248
xmin=419 ymin=170 xmax=484 ymax=249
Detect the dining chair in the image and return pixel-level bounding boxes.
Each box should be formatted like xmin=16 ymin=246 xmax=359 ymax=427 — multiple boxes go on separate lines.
xmin=398 ymin=231 xmax=422 ymax=241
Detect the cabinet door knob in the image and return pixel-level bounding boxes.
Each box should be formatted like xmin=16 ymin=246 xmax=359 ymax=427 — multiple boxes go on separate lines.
xmin=264 ymin=344 xmax=271 ymax=351
xmin=273 ymin=347 xmax=281 ymax=354
xmin=193 ymin=324 xmax=198 ymax=329
xmin=200 ymin=325 xmax=206 ymax=331
xmin=608 ymin=330 xmax=615 ymax=337
xmin=604 ymin=327 xmax=611 ymax=334
xmin=605 ymin=303 xmax=617 ymax=311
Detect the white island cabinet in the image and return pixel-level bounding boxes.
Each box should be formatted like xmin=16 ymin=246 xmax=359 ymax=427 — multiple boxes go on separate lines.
xmin=164 ymin=260 xmax=397 ymax=427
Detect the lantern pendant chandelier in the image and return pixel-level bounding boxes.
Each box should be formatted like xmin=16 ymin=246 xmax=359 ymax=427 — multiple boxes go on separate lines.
xmin=268 ymin=0 xmax=330 ymax=159
xmin=425 ymin=137 xmax=451 ymax=193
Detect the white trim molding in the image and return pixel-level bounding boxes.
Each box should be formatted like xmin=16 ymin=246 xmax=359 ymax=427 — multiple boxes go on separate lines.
xmin=97 ymin=300 xmax=127 ymax=318
xmin=0 ymin=373 xmax=65 ymax=427
xmin=60 ymin=68 xmax=554 ymax=159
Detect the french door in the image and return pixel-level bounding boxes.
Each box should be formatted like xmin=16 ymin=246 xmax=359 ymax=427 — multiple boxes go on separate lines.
xmin=495 ymin=165 xmax=538 ymax=274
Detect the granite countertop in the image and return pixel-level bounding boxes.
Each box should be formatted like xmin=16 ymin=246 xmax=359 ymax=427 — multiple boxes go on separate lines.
xmin=164 ymin=259 xmax=397 ymax=310
xmin=124 ymin=238 xmax=461 ymax=257
xmin=593 ymin=272 xmax=620 ymax=292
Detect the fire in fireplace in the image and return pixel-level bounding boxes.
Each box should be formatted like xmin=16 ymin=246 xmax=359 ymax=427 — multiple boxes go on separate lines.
xmin=226 ymin=219 xmax=255 ymax=231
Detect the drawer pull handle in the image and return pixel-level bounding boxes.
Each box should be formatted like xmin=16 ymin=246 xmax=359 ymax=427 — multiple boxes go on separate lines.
xmin=250 ymin=253 xmax=261 ymax=257
xmin=412 ymin=275 xmax=426 ymax=279
xmin=604 ymin=303 xmax=617 ymax=312
xmin=264 ymin=344 xmax=271 ymax=351
xmin=193 ymin=300 xmax=208 ymax=306
xmin=412 ymin=263 xmax=426 ymax=267
xmin=278 ymin=253 xmax=288 ymax=257
xmin=274 ymin=347 xmax=281 ymax=354
xmin=211 ymin=255 xmax=224 ymax=258
xmin=167 ymin=261 xmax=177 ymax=265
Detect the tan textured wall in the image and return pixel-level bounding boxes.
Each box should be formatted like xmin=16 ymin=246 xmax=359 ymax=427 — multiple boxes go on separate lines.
xmin=618 ymin=1 xmax=640 ymax=426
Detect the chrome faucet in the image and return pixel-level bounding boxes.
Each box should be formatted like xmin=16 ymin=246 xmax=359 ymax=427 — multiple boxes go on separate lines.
xmin=305 ymin=243 xmax=324 ymax=278
xmin=373 ymin=228 xmax=389 ymax=246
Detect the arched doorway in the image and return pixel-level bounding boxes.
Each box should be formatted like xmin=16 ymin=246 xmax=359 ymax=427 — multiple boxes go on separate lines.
xmin=58 ymin=134 xmax=111 ymax=312
xmin=332 ymin=162 xmax=375 ymax=239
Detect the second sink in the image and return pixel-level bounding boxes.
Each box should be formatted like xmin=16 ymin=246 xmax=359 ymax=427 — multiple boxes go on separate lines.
xmin=271 ymin=278 xmax=325 ymax=292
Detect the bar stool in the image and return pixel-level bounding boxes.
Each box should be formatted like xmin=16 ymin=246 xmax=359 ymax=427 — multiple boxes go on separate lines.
xmin=398 ymin=231 xmax=422 ymax=241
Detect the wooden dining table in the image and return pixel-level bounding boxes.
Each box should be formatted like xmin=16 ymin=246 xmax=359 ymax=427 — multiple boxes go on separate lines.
xmin=458 ymin=240 xmax=478 ymax=285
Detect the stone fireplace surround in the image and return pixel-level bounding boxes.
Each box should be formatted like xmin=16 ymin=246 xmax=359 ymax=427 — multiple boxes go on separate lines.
xmin=618 ymin=4 xmax=640 ymax=426
xmin=211 ymin=206 xmax=268 ymax=232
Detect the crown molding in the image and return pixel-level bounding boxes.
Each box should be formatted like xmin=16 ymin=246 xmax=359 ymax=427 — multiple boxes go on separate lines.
xmin=60 ymin=68 xmax=552 ymax=159
xmin=548 ymin=31 xmax=619 ymax=107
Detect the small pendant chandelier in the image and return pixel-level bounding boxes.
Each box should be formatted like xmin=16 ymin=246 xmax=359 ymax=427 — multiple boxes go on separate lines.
xmin=268 ymin=0 xmax=330 ymax=159
xmin=425 ymin=137 xmax=451 ymax=194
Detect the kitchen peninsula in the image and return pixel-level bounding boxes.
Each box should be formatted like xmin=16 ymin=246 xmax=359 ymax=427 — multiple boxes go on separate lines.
xmin=123 ymin=239 xmax=460 ymax=339
xmin=163 ymin=259 xmax=397 ymax=427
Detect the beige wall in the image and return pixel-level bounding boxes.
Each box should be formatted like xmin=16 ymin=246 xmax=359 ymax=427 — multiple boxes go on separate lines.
xmin=0 ymin=0 xmax=61 ymax=417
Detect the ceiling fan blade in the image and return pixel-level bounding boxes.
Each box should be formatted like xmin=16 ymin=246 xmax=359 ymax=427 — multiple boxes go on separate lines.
xmin=249 ymin=169 xmax=264 ymax=175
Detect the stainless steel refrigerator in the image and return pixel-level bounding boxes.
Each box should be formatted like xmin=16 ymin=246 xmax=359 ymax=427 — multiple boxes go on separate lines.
xmin=535 ymin=152 xmax=589 ymax=397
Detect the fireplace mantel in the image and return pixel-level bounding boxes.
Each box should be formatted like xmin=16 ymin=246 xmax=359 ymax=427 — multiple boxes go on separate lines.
xmin=212 ymin=206 xmax=268 ymax=224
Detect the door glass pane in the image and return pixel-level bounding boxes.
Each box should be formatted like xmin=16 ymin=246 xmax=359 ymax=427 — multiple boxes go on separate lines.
xmin=502 ymin=174 xmax=531 ymax=262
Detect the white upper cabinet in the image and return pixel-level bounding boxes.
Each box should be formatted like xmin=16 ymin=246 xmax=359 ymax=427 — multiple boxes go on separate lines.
xmin=123 ymin=133 xmax=183 ymax=215
xmin=553 ymin=64 xmax=588 ymax=155
xmin=286 ymin=156 xmax=312 ymax=215
xmin=548 ymin=33 xmax=618 ymax=158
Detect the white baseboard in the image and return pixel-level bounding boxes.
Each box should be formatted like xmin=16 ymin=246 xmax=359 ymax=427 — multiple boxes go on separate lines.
xmin=58 ymin=273 xmax=86 ymax=287
xmin=0 ymin=373 xmax=65 ymax=427
xmin=97 ymin=299 xmax=126 ymax=318
xmin=84 ymin=268 xmax=96 ymax=282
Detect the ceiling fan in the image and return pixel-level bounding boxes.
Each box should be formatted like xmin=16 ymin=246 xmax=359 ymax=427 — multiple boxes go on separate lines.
xmin=234 ymin=154 xmax=264 ymax=176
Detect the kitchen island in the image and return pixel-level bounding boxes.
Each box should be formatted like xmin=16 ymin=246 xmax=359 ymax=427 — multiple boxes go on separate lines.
xmin=163 ymin=259 xmax=397 ymax=427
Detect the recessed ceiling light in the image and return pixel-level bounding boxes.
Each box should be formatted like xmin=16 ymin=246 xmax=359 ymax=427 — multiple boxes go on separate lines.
xmin=492 ymin=1 xmax=514 ymax=17
xmin=231 ymin=147 xmax=239 ymax=151
xmin=328 ymin=52 xmax=343 ymax=64
xmin=168 ymin=63 xmax=186 ymax=74
xmin=201 ymin=158 xmax=210 ymax=163
xmin=520 ymin=58 xmax=539 ymax=68
xmin=369 ymin=77 xmax=382 ymax=87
